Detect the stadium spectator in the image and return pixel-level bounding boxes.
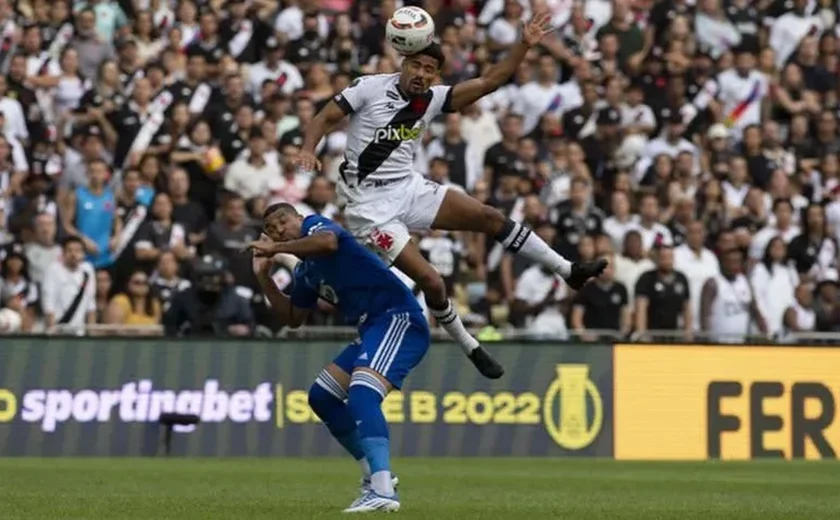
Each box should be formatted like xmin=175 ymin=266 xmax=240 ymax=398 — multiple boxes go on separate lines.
xmin=634 ymin=244 xmax=692 ymax=340
xmin=41 ymin=236 xmax=96 ymax=333
xmin=104 ymin=269 xmax=162 ymax=331
xmin=570 ymin=255 xmax=630 ymax=341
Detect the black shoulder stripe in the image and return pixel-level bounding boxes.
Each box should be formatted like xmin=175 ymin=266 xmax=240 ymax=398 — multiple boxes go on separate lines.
xmin=441 ymin=86 xmax=455 ymax=114
xmin=333 ymin=94 xmax=354 ymax=115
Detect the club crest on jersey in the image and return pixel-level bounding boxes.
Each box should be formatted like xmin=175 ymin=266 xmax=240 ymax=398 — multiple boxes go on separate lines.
xmin=373 ymin=121 xmax=425 ymax=143
xmin=369 ymin=228 xmax=395 ymax=251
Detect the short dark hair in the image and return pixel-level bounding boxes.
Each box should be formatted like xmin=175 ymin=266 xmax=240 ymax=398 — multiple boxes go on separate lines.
xmin=263 ymin=202 xmax=299 ymax=220
xmin=416 ymin=42 xmax=445 ymax=68
xmin=62 ymin=235 xmax=85 ymax=250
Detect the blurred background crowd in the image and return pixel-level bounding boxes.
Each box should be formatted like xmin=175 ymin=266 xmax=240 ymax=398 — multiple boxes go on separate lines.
xmin=0 ymin=0 xmax=839 ymax=341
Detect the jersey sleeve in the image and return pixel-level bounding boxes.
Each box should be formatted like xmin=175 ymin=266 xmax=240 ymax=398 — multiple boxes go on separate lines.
xmin=288 ymin=266 xmax=319 ymax=309
xmin=430 ymin=84 xmax=456 ymax=115
xmin=301 ymin=214 xmax=342 ymax=237
xmin=333 ymin=76 xmax=377 ymax=115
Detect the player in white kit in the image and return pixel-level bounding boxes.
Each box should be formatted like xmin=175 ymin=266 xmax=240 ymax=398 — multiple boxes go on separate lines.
xmin=296 ymin=13 xmax=607 ymax=379
xmin=700 ymin=249 xmax=768 ymax=343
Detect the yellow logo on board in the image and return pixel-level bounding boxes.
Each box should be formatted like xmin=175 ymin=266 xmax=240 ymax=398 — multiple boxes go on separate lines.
xmin=542 ymin=364 xmax=603 ymax=450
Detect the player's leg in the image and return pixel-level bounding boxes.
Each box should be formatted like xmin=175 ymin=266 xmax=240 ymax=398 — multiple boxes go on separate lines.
xmin=307 ymin=345 xmax=369 ymax=478
xmin=430 ymin=187 xmax=607 ymax=289
xmin=343 ymin=179 xmax=502 ymax=379
xmin=376 ymin=222 xmax=504 ymax=379
xmin=343 ymin=311 xmax=430 ymax=513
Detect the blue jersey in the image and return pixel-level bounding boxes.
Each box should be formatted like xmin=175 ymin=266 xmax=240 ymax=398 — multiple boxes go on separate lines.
xmin=289 ymin=215 xmax=422 ymax=326
xmin=75 ymin=186 xmax=115 ymax=268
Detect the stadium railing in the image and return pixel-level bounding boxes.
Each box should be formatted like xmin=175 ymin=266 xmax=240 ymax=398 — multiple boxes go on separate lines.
xmin=40 ymin=324 xmax=840 ymax=343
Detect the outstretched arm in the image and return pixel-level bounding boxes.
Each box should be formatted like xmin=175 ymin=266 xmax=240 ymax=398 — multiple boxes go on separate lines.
xmin=447 ymin=12 xmax=553 ymax=112
xmin=248 ymin=231 xmax=339 ymax=258
xmin=297 ymin=100 xmax=348 ymax=171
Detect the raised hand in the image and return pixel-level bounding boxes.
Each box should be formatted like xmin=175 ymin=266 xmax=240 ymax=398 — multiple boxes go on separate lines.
xmin=521 ymin=11 xmax=554 ymax=47
xmin=294 ymin=150 xmax=322 ymax=173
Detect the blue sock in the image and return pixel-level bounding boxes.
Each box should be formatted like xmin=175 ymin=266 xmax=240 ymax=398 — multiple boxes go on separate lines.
xmin=348 ymin=371 xmax=394 ymax=497
xmin=309 ymin=371 xmax=369 ymax=476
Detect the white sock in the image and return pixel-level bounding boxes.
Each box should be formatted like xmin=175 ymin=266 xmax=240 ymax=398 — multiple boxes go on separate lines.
xmin=360 ymin=458 xmax=371 ymax=479
xmin=430 ymin=300 xmax=479 ymax=354
xmin=371 ymin=470 xmax=395 ymax=496
xmin=497 ymin=220 xmax=573 ymax=278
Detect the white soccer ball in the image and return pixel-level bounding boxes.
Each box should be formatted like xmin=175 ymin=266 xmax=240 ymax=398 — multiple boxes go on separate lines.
xmin=0 ymin=308 xmax=22 ymax=333
xmin=386 ymin=6 xmax=436 ymax=55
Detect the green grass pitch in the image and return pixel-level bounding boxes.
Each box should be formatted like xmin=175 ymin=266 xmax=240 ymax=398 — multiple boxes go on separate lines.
xmin=0 ymin=458 xmax=838 ymax=519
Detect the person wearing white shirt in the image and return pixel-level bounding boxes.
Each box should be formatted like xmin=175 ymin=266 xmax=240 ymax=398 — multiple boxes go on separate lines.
xmin=768 ymin=1 xmax=824 ymax=69
xmin=635 ymin=113 xmax=700 ymax=182
xmin=273 ymin=1 xmax=329 ymax=42
xmin=460 ymin=103 xmax=501 ymax=160
xmin=749 ymin=198 xmax=801 ymax=261
xmin=631 ymin=193 xmax=674 ymax=253
xmin=512 ymin=264 xmax=569 ymax=339
xmin=247 ymin=37 xmax=304 ymax=99
xmin=722 ymin=156 xmax=751 ymax=214
xmin=612 ymin=230 xmax=655 ymax=303
xmin=674 ymin=222 xmax=721 ymax=332
xmin=749 ymin=236 xmax=799 ymax=338
xmin=224 ymin=130 xmax=283 ymax=201
xmin=602 ymin=190 xmax=639 ymax=250
xmin=487 ymin=0 xmax=525 ymax=51
xmin=511 ymin=54 xmax=583 ymax=136
xmin=0 ymin=76 xmax=29 ymax=142
xmin=714 ymin=50 xmax=770 ymax=139
xmin=41 ymin=237 xmax=96 ymax=332
xmin=619 ymin=82 xmax=656 ymax=138
xmin=694 ymin=0 xmax=742 ymax=59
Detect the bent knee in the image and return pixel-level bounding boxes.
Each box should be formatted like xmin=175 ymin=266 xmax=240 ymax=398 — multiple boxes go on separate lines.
xmin=481 ymin=205 xmax=507 ymax=234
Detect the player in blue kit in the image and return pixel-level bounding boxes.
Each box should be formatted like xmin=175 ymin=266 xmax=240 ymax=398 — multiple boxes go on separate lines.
xmin=248 ymin=203 xmax=428 ymax=513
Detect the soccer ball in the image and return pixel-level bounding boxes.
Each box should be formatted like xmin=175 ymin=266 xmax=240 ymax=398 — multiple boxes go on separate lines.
xmin=386 ymin=6 xmax=435 ymax=55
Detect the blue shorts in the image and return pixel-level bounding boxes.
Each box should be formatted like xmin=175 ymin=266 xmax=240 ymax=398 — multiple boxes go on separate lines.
xmin=333 ymin=310 xmax=430 ymax=389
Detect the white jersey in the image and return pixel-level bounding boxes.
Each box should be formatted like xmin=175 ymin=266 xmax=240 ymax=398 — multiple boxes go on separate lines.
xmin=335 ymin=73 xmax=453 ymax=183
xmin=709 ymin=273 xmax=752 ymax=343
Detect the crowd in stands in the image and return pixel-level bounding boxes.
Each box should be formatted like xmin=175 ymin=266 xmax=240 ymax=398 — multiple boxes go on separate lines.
xmin=0 ymin=0 xmax=839 ymax=340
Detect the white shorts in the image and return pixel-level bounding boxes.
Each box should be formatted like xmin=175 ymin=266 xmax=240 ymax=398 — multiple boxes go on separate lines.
xmin=338 ymin=174 xmax=449 ymax=264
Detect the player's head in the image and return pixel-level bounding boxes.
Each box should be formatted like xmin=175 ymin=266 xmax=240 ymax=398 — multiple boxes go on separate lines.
xmin=399 ymin=42 xmax=445 ymax=96
xmin=263 ymin=203 xmax=303 ymax=242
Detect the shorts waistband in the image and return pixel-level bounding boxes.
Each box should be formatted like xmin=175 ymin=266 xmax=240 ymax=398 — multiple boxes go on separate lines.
xmin=354 ymin=177 xmax=404 ymax=188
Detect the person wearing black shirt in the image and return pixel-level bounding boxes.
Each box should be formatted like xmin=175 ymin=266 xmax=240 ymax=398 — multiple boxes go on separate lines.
xmin=286 ymin=11 xmax=328 ymax=74
xmin=134 ymin=192 xmax=195 ymax=275
xmin=187 ymin=10 xmax=226 ymax=73
xmin=167 ymin=167 xmax=208 ymax=247
xmin=6 ymin=55 xmax=42 ymax=138
xmin=647 ymin=0 xmax=695 ymax=49
xmin=561 ymin=81 xmax=598 ymax=140
xmin=208 ymin=74 xmax=255 ymax=140
xmin=741 ymin=125 xmax=776 ymax=189
xmin=571 ymin=255 xmax=630 ymax=340
xmin=426 ymin=114 xmax=469 ymax=189
xmin=204 ymin=193 xmax=260 ymax=295
xmin=115 ymin=37 xmax=144 ymax=92
xmin=725 ymin=0 xmax=760 ymax=53
xmin=108 ymin=76 xmax=155 ymax=168
xmin=787 ymin=203 xmax=839 ymax=281
xmin=634 ymin=244 xmax=692 ymax=339
xmin=551 ymin=177 xmax=605 ymax=262
xmin=579 ymin=107 xmax=622 ymax=187
xmin=166 ymin=48 xmax=218 ymax=115
xmin=483 ymin=113 xmax=522 ymax=193
xmin=163 ymin=253 xmax=254 ymax=337
xmin=220 ymin=0 xmax=272 ymax=64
